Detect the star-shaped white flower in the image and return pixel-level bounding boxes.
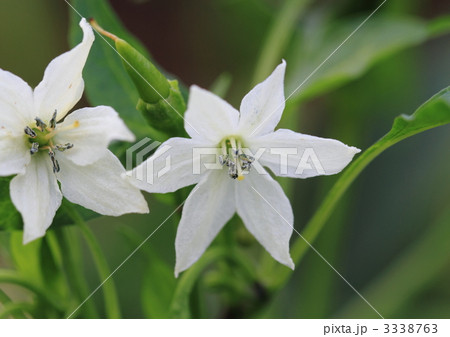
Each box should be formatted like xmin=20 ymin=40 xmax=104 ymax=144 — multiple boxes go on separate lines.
xmin=127 ymin=61 xmax=360 ymax=276
xmin=0 ymin=18 xmax=148 ymax=243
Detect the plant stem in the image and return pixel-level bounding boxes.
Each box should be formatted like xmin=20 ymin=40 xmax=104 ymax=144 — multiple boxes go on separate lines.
xmin=251 ymin=0 xmax=310 ymax=86
xmin=0 ymin=301 xmax=33 ymax=319
xmin=0 ymin=288 xmax=26 ymax=318
xmin=64 ymin=205 xmax=121 ymax=318
xmin=169 ymin=246 xmax=257 ymax=318
xmin=0 ymin=269 xmax=62 ymax=312
xmin=58 ymin=228 xmax=99 ymax=318
xmin=267 ymin=139 xmax=393 ymax=290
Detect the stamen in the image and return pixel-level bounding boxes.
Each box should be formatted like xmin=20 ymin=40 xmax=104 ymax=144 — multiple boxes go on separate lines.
xmin=228 ymin=162 xmax=238 ymax=179
xmin=35 ymin=117 xmax=47 ymax=131
xmin=24 ymin=126 xmax=37 ymax=138
xmin=218 ymin=154 xmax=228 ymax=166
xmin=230 ymin=138 xmax=239 ymax=155
xmin=30 ymin=142 xmax=39 ymax=155
xmin=48 ymin=151 xmax=60 ymax=173
xmin=56 ymin=143 xmax=74 ymax=152
xmin=219 ymin=137 xmax=255 ymax=180
xmin=49 ymin=110 xmax=57 ymax=129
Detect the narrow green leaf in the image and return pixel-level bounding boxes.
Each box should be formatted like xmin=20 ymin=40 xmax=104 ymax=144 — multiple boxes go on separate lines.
xmin=285 ymin=15 xmax=444 ymax=106
xmin=251 ymin=0 xmax=311 ymax=86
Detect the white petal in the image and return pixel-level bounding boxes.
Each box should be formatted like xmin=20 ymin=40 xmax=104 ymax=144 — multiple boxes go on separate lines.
xmin=248 ymin=129 xmax=360 ymax=178
xmin=34 ymin=18 xmax=94 ymax=122
xmin=57 ymin=151 xmax=148 ymax=216
xmin=54 ymin=106 xmax=135 ymax=166
xmin=235 ymin=169 xmax=294 ymax=269
xmin=0 ymin=130 xmax=30 ymax=176
xmin=184 ymin=85 xmax=239 ymax=143
xmin=175 ymin=170 xmax=235 ymax=276
xmin=238 ymin=61 xmax=286 ymax=137
xmin=10 ymin=154 xmax=62 ymax=244
xmin=126 ymin=137 xmax=214 ymax=193
xmin=0 ymin=69 xmax=34 ymax=133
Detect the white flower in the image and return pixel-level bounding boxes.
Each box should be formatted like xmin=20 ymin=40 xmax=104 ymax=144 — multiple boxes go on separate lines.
xmin=127 ymin=61 xmax=360 ymax=276
xmin=0 ymin=18 xmax=148 ymax=243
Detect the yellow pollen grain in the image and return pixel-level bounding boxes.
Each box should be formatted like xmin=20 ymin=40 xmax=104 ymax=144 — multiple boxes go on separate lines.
xmin=237 ymin=175 xmax=245 ymax=181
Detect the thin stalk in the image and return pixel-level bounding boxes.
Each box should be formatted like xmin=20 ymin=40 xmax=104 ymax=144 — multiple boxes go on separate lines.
xmin=266 ymin=139 xmax=394 ymax=289
xmin=0 ymin=302 xmax=34 ymax=319
xmin=0 ymin=269 xmax=63 ymax=312
xmin=64 ymin=205 xmax=121 ymax=318
xmin=252 ymin=0 xmax=310 ymax=86
xmin=0 ymin=288 xmax=26 ymax=318
xmin=58 ymin=228 xmax=99 ymax=318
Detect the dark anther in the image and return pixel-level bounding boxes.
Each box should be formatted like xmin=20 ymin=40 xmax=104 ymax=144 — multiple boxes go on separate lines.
xmin=49 ymin=110 xmax=57 ymax=129
xmin=30 ymin=142 xmax=39 ymax=155
xmin=56 ymin=143 xmax=74 ymax=152
xmin=24 ymin=126 xmax=37 ymax=138
xmin=48 ymin=151 xmax=60 ymax=173
xmin=35 ymin=117 xmax=47 ymax=130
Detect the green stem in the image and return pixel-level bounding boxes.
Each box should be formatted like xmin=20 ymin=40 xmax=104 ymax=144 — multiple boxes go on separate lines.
xmin=169 ymin=246 xmax=256 ymax=318
xmin=0 ymin=288 xmax=12 ymax=304
xmin=0 ymin=302 xmax=33 ymax=319
xmin=0 ymin=288 xmax=26 ymax=318
xmin=58 ymin=228 xmax=99 ymax=318
xmin=0 ymin=269 xmax=62 ymax=312
xmin=251 ymin=0 xmax=310 ymax=86
xmin=267 ymin=138 xmax=395 ymax=289
xmin=64 ymin=205 xmax=121 ymax=318
xmin=169 ymin=248 xmax=228 ymax=318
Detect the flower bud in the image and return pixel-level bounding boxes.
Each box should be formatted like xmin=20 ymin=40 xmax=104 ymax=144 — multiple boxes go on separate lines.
xmin=136 ymin=80 xmax=187 ymax=136
xmin=90 ymin=19 xmax=187 ymax=136
xmin=115 ymin=39 xmax=170 ymax=103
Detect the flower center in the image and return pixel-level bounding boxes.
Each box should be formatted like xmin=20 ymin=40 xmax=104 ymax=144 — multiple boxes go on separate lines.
xmin=218 ymin=137 xmax=254 ymax=181
xmin=24 ymin=111 xmax=78 ymax=173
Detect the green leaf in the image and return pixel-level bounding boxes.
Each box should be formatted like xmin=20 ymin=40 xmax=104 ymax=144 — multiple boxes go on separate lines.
xmin=0 ymin=178 xmax=21 ymax=231
xmin=285 ymin=15 xmax=442 ymax=106
xmin=267 ymin=86 xmax=450 ymax=290
xmin=69 ymin=0 xmax=167 ymax=141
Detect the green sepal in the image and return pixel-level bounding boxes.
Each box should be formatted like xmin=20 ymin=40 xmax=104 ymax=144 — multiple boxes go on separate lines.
xmin=116 ymin=38 xmax=171 ymax=104
xmin=136 ymin=80 xmax=188 ymax=137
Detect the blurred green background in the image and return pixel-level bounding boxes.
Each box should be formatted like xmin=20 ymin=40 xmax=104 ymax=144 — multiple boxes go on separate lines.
xmin=0 ymin=0 xmax=449 ymax=318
